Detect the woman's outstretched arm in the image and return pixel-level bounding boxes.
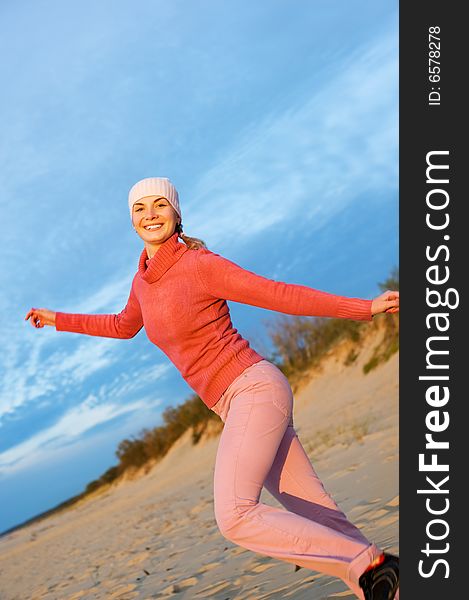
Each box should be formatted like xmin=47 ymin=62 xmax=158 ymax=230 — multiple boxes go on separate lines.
xmin=196 ymin=250 xmax=399 ymax=320
xmin=25 ymin=283 xmax=144 ymax=339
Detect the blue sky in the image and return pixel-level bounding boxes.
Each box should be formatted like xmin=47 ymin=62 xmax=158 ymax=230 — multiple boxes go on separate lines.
xmin=0 ymin=0 xmax=398 ymax=533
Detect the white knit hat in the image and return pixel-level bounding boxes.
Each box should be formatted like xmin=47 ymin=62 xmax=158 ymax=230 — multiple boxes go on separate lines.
xmin=128 ymin=177 xmax=181 ymax=219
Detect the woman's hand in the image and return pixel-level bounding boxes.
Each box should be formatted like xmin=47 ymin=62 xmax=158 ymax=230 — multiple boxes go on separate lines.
xmin=24 ymin=308 xmax=56 ymax=328
xmin=371 ymin=290 xmax=399 ymax=316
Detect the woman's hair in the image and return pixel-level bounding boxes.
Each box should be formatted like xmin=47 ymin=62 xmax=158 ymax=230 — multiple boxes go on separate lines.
xmin=175 ymin=223 xmax=207 ymax=250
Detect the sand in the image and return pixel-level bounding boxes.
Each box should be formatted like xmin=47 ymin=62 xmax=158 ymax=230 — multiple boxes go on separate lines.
xmin=0 ymin=324 xmax=398 ymax=599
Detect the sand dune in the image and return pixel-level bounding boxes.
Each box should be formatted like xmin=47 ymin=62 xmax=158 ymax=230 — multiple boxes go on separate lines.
xmin=0 ymin=324 xmax=398 ymax=599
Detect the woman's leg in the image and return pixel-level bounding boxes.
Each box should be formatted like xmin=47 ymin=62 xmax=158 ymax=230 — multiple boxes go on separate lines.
xmin=263 ymin=422 xmax=378 ymax=598
xmin=264 ymin=422 xmax=371 ymax=545
xmin=213 ymin=361 xmax=380 ymax=599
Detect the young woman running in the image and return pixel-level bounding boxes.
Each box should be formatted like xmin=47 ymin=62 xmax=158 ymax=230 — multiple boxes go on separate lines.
xmin=25 ymin=177 xmax=399 ymax=600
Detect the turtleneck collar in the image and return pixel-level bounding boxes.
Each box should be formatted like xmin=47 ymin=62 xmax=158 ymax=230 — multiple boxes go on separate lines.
xmin=138 ymin=232 xmax=188 ymax=283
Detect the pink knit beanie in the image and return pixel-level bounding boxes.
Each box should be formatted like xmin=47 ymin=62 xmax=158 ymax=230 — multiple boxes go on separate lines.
xmin=128 ymin=177 xmax=181 ymax=219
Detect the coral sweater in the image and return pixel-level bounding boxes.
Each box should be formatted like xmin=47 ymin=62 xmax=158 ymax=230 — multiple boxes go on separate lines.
xmin=55 ymin=232 xmax=373 ymax=408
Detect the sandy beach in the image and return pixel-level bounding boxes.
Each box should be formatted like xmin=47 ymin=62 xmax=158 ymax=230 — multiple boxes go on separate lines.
xmin=0 ymin=324 xmax=398 ymax=600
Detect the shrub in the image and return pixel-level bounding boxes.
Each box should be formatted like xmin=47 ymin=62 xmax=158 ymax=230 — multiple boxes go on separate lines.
xmin=267 ymin=315 xmax=365 ymax=383
xmin=267 ymin=267 xmax=399 ymax=380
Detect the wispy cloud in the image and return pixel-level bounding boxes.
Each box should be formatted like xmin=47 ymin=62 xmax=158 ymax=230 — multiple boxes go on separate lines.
xmin=0 ymin=392 xmax=163 ymax=476
xmin=186 ymin=33 xmax=397 ymax=249
xmin=0 ymin=336 xmax=118 ymax=421
xmin=1 ymin=330 xmax=170 ymax=422
xmin=1 ymin=266 xmax=149 ymax=424
xmin=60 ymin=272 xmax=135 ymax=314
xmin=93 ymin=363 xmax=171 ymax=404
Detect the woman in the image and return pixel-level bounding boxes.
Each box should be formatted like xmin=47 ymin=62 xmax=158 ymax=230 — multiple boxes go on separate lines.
xmin=25 ymin=177 xmax=399 ymax=600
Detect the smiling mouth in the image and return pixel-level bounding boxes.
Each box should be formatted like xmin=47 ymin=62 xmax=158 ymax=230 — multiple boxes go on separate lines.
xmin=143 ymin=224 xmax=163 ymax=230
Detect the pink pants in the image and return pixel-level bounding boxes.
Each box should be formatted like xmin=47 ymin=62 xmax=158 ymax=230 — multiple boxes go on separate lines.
xmin=211 ymin=359 xmax=381 ymax=599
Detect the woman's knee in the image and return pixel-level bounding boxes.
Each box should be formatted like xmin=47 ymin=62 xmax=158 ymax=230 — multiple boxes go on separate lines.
xmin=214 ymin=500 xmax=256 ymax=541
xmin=214 ymin=507 xmax=238 ymax=541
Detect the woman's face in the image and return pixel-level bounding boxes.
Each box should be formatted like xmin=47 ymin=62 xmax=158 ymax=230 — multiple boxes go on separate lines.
xmin=132 ymin=195 xmax=180 ymax=252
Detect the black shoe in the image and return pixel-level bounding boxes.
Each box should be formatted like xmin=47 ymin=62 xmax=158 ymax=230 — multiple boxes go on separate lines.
xmin=358 ymin=553 xmax=399 ymax=600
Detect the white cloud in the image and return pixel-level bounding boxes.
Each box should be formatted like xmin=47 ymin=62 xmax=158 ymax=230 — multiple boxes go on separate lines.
xmin=0 ymin=267 xmax=151 ymax=423
xmin=0 ymin=329 xmax=170 ymax=424
xmin=94 ymin=363 xmax=171 ymax=403
xmin=0 ymin=393 xmax=162 ymax=476
xmin=0 ymin=356 xmax=170 ymax=476
xmin=58 ymin=271 xmax=135 ymax=314
xmin=0 ymin=335 xmax=118 ymax=421
xmin=185 ymin=34 xmax=397 ymax=249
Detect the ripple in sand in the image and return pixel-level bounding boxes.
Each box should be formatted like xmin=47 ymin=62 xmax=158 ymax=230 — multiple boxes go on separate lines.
xmin=65 ymin=591 xmax=88 ymax=600
xmin=233 ymin=574 xmax=256 ymax=586
xmin=180 ymin=576 xmax=199 ymax=587
xmin=228 ymin=545 xmax=247 ymax=556
xmin=160 ymin=582 xmax=184 ymax=594
xmin=329 ymin=590 xmax=356 ymax=598
xmin=108 ymin=583 xmax=139 ymax=599
xmin=160 ymin=576 xmax=199 ymax=595
xmin=161 ymin=520 xmax=174 ymax=533
xmin=196 ymin=580 xmax=231 ymax=595
xmin=307 ymin=578 xmax=351 ymax=599
xmin=250 ymin=562 xmax=275 ymax=573
xmin=378 ymin=514 xmax=399 ymax=528
xmin=371 ymin=509 xmax=389 ymax=519
xmin=190 ymin=502 xmax=211 ymax=516
xmin=196 ymin=561 xmax=222 ymax=574
xmin=127 ymin=551 xmax=150 ymax=566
